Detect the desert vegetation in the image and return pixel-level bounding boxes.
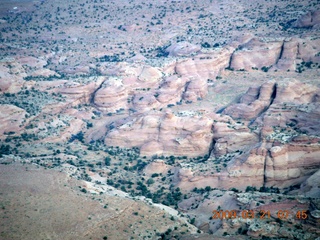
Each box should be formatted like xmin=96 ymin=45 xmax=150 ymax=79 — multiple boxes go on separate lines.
xmin=0 ymin=0 xmax=319 ymax=239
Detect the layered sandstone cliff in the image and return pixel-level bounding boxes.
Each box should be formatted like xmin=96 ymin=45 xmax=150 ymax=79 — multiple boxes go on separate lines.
xmin=173 ymin=80 xmax=320 ymax=191
xmin=230 ymin=37 xmax=320 ymax=71
xmin=105 ymin=111 xmax=214 ymax=157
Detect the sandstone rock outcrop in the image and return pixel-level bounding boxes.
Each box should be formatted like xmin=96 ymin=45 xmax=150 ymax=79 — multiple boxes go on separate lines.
xmin=299 ymin=169 xmax=320 ymax=198
xmin=230 ymin=38 xmax=283 ymax=70
xmin=221 ymin=80 xmax=320 ymax=189
xmin=222 ymin=80 xmax=277 ymax=120
xmin=16 ymin=56 xmax=47 ymax=69
xmin=156 ymin=75 xmax=187 ymax=104
xmin=58 ymin=76 xmax=105 ymax=105
xmin=182 ymin=77 xmax=208 ymax=102
xmin=230 ymin=37 xmax=320 ymax=71
xmin=138 ymin=66 xmax=162 ymax=85
xmin=143 ymin=160 xmax=170 ymax=175
xmin=93 ymin=77 xmax=128 ymax=112
xmin=0 ymin=64 xmax=24 ymax=93
xmin=172 ymin=79 xmax=320 ymax=191
xmin=132 ymin=93 xmax=160 ymax=112
xmin=265 ymin=143 xmax=320 ymax=187
xmin=105 ymin=112 xmax=214 ymax=157
xmin=0 ymin=104 xmax=26 ymax=136
xmin=273 ymin=39 xmax=298 ymax=71
xmin=296 ymin=38 xmax=320 ymax=63
xmin=166 ymin=42 xmax=201 ymax=57
xmin=15 ymin=56 xmax=59 ymax=78
xmin=293 ymin=10 xmax=320 ymax=28
xmin=175 ymin=48 xmax=232 ymax=81
xmin=173 ymin=48 xmax=233 ymax=101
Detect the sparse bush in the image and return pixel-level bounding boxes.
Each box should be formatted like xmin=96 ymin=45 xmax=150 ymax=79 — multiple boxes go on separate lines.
xmin=245 ymin=186 xmax=257 ymax=192
xmin=230 ymin=187 xmax=239 ymax=192
xmin=201 ymin=42 xmax=211 ymax=48
xmin=151 ymin=173 xmax=159 ymax=178
xmin=155 ymin=46 xmax=169 ymax=58
xmin=69 ymin=131 xmax=84 ymax=143
xmin=146 ymin=178 xmax=155 ymax=185
xmin=105 ymin=157 xmax=111 ymax=166
xmin=261 ymin=66 xmax=270 ymax=72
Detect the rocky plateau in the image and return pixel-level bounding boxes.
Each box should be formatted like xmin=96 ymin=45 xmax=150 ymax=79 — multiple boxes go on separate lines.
xmin=0 ymin=0 xmax=319 ymax=239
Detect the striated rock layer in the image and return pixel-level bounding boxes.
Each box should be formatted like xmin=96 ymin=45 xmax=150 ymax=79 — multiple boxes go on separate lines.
xmin=105 ymin=111 xmax=214 ymax=157
xmin=230 ymin=37 xmax=320 ymax=71
xmin=93 ymin=77 xmax=128 ymax=112
xmin=174 ymin=79 xmax=320 ymax=191
xmin=225 ymin=80 xmax=320 ymax=189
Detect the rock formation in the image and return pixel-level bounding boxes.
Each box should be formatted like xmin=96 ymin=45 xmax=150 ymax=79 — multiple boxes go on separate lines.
xmin=299 ymin=169 xmax=320 ymax=198
xmin=224 ymin=80 xmax=320 ymax=188
xmin=166 ymin=42 xmax=201 ymax=57
xmin=105 ymin=111 xmax=214 ymax=157
xmin=1 ymin=1 xmax=320 ymax=239
xmin=0 ymin=104 xmax=26 ymax=136
xmin=171 ymin=79 xmax=320 ymax=191
xmin=273 ymin=39 xmax=299 ymax=71
xmin=293 ymin=10 xmax=320 ymax=28
xmin=132 ymin=93 xmax=160 ymax=112
xmin=156 ymin=75 xmax=187 ymax=104
xmin=93 ymin=77 xmax=128 ymax=112
xmin=230 ymin=37 xmax=320 ymax=71
xmin=222 ymin=80 xmax=277 ymax=120
xmin=175 ymin=48 xmax=232 ymax=82
xmin=230 ymin=38 xmax=283 ymax=70
xmin=58 ymin=76 xmax=105 ymax=105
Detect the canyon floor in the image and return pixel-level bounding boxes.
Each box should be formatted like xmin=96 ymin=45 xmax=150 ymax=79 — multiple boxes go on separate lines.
xmin=0 ymin=0 xmax=320 ymax=239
